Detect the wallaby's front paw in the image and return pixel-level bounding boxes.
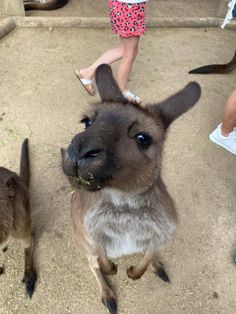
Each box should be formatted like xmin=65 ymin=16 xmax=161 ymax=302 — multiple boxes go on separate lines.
xmin=127 ymin=266 xmax=145 ymax=280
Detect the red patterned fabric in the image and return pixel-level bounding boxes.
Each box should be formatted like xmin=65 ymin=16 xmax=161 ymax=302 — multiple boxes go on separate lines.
xmin=108 ymin=0 xmax=147 ymax=38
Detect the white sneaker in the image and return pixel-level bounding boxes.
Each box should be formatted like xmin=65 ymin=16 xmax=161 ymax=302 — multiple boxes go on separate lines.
xmin=209 ymin=124 xmax=236 ymax=155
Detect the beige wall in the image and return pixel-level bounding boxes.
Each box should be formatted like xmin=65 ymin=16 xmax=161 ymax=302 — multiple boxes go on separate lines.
xmin=0 ymin=0 xmax=25 ymax=17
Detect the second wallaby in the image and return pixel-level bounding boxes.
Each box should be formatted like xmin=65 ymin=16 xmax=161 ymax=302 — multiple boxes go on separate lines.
xmin=0 ymin=139 xmax=37 ymax=298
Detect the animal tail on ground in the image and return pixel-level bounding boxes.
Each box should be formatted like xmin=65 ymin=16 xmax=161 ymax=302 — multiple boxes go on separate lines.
xmin=20 ymin=138 xmax=30 ymax=188
xmin=189 ymin=50 xmax=236 ymax=74
xmin=24 ymin=0 xmax=69 ymax=11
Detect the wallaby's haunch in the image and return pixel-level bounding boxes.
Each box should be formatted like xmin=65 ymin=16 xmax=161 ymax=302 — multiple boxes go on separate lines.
xmin=0 ymin=139 xmax=37 ymax=298
xmin=62 ymin=64 xmax=201 ymax=314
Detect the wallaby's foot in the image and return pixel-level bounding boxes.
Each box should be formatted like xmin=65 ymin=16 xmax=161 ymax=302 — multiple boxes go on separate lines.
xmin=100 ymin=260 xmax=117 ymax=276
xmin=127 ymin=265 xmax=147 ymax=280
xmin=154 ymin=263 xmax=170 ymax=283
xmin=2 ymin=245 xmax=8 ymax=253
xmin=22 ymin=270 xmax=37 ymax=298
xmin=102 ymin=296 xmax=117 ymax=314
xmin=0 ymin=266 xmax=5 ymax=275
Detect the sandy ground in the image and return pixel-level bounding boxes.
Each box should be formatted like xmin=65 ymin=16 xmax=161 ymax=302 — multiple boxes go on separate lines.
xmin=0 ymin=5 xmax=236 ymax=314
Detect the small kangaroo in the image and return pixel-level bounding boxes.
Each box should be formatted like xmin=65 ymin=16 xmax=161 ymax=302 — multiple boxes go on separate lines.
xmin=61 ymin=64 xmax=201 ymax=314
xmin=189 ymin=50 xmax=236 ymax=74
xmin=0 ymin=139 xmax=37 ymax=298
xmin=23 ymin=0 xmax=69 ymax=11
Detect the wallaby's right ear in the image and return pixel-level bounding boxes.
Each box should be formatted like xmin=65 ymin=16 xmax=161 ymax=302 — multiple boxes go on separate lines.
xmin=147 ymin=82 xmax=201 ymax=128
xmin=95 ymin=64 xmax=128 ymax=104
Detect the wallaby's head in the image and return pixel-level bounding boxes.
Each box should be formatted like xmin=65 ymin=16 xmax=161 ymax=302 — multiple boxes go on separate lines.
xmin=62 ymin=64 xmax=201 ymax=192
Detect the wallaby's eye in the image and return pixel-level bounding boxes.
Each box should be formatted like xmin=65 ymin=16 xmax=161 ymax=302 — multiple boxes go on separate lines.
xmin=135 ymin=133 xmax=153 ymax=149
xmin=81 ymin=118 xmax=92 ymax=128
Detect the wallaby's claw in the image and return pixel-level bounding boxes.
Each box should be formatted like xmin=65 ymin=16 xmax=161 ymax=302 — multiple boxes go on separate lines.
xmin=2 ymin=245 xmax=8 ymax=253
xmin=102 ymin=297 xmax=117 ymax=314
xmin=23 ymin=271 xmax=37 ymax=298
xmin=155 ymin=266 xmax=170 ymax=283
xmin=0 ymin=266 xmax=5 ymax=275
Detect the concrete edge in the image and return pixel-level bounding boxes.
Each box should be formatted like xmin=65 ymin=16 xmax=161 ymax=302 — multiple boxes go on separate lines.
xmin=0 ymin=17 xmax=16 ymax=39
xmin=12 ymin=16 xmax=236 ymax=29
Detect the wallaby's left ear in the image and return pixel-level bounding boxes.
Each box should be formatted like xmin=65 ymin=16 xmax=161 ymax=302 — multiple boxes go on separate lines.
xmin=95 ymin=64 xmax=128 ymax=104
xmin=147 ymin=82 xmax=201 ymax=128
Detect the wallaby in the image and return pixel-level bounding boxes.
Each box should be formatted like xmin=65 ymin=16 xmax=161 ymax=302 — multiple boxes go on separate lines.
xmin=61 ymin=64 xmax=201 ymax=314
xmin=189 ymin=50 xmax=236 ymax=74
xmin=0 ymin=139 xmax=37 ymax=298
xmin=23 ymin=0 xmax=69 ymax=11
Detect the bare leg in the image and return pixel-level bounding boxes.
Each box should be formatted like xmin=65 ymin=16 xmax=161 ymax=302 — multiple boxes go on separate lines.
xmin=116 ymin=36 xmax=139 ymax=92
xmin=221 ymin=88 xmax=236 ymax=136
xmin=127 ymin=250 xmax=154 ymax=280
xmin=88 ymin=254 xmax=117 ymax=314
xmin=79 ymin=46 xmax=124 ymax=80
xmin=22 ymin=235 xmax=37 ymax=298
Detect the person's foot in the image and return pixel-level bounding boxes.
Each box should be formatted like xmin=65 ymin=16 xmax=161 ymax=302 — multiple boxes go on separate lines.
xmin=122 ymin=90 xmax=142 ymax=104
xmin=209 ymin=124 xmax=236 ymax=155
xmin=75 ymin=69 xmax=95 ymax=96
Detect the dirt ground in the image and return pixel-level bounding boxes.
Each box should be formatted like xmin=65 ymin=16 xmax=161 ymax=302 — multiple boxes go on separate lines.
xmin=0 ymin=1 xmax=236 ymax=314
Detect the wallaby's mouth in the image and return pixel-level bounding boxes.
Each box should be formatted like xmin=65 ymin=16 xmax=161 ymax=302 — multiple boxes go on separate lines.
xmin=61 ymin=146 xmax=109 ymax=191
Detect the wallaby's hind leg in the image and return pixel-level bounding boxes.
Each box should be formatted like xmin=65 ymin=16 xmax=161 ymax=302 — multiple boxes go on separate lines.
xmin=21 ymin=235 xmax=37 ymax=298
xmin=88 ymin=254 xmax=117 ymax=314
xmin=151 ymin=255 xmax=170 ymax=283
xmin=127 ymin=250 xmax=154 ymax=280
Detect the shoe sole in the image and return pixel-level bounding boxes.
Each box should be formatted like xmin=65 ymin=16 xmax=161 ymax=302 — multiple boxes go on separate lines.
xmin=209 ymin=133 xmax=236 ymax=155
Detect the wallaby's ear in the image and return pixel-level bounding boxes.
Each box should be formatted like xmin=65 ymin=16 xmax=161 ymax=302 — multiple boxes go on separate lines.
xmin=147 ymin=82 xmax=201 ymax=128
xmin=95 ymin=64 xmax=128 ymax=104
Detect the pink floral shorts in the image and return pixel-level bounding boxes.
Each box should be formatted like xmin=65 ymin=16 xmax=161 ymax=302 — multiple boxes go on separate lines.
xmin=108 ymin=0 xmax=147 ymax=38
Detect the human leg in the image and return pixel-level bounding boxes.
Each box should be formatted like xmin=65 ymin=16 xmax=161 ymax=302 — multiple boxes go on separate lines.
xmin=209 ymin=88 xmax=236 ymax=154
xmin=117 ymin=36 xmax=141 ymax=104
xmin=221 ymin=88 xmax=236 ymax=135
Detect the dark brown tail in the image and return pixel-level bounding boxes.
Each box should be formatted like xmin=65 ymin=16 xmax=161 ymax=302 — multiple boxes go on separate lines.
xmin=20 ymin=139 xmax=30 ymax=187
xmin=189 ymin=50 xmax=236 ymax=74
xmin=24 ymin=0 xmax=68 ymax=11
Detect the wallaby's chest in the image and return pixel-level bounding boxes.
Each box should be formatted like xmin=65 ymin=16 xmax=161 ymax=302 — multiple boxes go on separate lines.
xmin=83 ymin=193 xmax=176 ymax=259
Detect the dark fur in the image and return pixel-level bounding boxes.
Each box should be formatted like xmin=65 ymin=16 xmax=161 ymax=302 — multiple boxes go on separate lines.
xmin=62 ymin=64 xmax=201 ymax=313
xmin=189 ymin=50 xmax=236 ymax=74
xmin=0 ymin=139 xmax=37 ymax=298
xmin=24 ymin=0 xmax=68 ymax=11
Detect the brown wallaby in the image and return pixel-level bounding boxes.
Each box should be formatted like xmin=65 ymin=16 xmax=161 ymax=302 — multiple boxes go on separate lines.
xmin=61 ymin=64 xmax=201 ymax=314
xmin=189 ymin=50 xmax=236 ymax=74
xmin=0 ymin=139 xmax=37 ymax=298
xmin=23 ymin=0 xmax=69 ymax=11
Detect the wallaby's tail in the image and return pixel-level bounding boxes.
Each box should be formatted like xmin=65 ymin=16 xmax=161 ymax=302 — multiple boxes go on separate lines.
xmin=20 ymin=138 xmax=30 ymax=187
xmin=189 ymin=50 xmax=236 ymax=74
xmin=24 ymin=0 xmax=68 ymax=11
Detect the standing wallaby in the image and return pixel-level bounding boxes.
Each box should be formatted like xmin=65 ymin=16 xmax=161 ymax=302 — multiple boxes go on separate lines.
xmin=23 ymin=0 xmax=69 ymax=11
xmin=61 ymin=64 xmax=201 ymax=314
xmin=189 ymin=50 xmax=236 ymax=74
xmin=0 ymin=139 xmax=37 ymax=298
